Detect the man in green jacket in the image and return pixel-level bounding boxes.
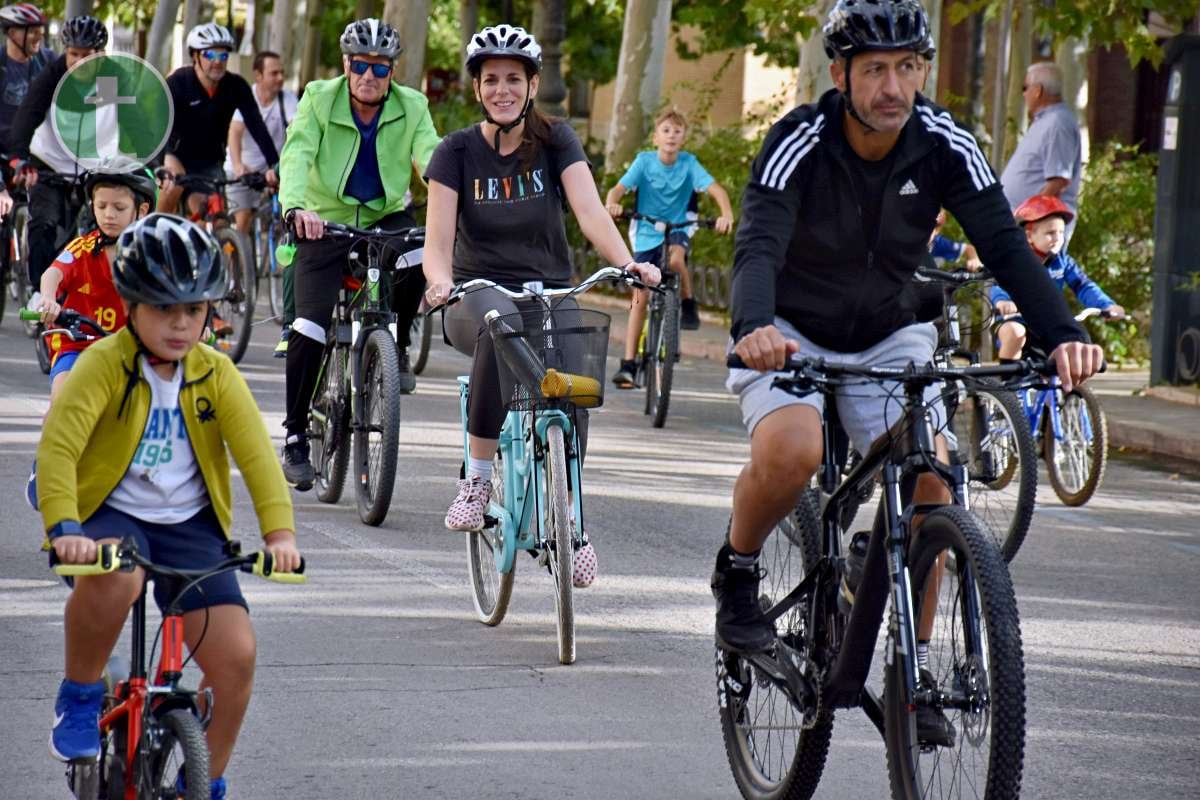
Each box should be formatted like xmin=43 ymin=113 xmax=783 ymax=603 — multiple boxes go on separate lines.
xmin=280 ymin=17 xmax=439 ymax=490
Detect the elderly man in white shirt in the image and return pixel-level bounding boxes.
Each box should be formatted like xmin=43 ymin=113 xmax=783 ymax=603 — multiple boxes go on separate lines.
xmin=225 ymin=50 xmax=298 ymax=236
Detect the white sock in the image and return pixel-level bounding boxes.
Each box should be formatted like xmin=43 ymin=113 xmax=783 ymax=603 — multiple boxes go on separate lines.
xmin=467 ymin=457 xmax=493 ymax=482
xmin=917 ymin=641 xmax=930 ymax=670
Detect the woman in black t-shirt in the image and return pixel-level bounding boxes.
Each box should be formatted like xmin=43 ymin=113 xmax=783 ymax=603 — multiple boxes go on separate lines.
xmin=423 ymin=24 xmax=658 ymax=543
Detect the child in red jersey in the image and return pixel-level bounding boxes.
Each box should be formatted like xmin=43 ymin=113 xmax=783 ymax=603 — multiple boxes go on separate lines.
xmin=33 ymin=162 xmax=158 ymax=402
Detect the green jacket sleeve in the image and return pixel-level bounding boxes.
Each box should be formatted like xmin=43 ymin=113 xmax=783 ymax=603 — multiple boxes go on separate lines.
xmin=410 ymin=102 xmax=441 ymax=176
xmin=215 ymin=360 xmax=295 ymax=537
xmin=278 ymin=88 xmax=323 ymax=214
xmin=36 ymin=351 xmax=114 ymax=538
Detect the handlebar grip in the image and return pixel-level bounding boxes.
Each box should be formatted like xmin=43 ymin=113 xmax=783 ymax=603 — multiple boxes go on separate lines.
xmin=726 ymin=354 xmax=746 ymax=369
xmin=249 ymin=552 xmax=307 ymax=584
xmin=19 ymin=309 xmax=40 ymax=321
xmin=51 ymin=543 xmax=121 ymax=576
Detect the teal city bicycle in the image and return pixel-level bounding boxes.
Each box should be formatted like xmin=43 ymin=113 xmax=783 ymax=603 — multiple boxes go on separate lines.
xmin=442 ymin=266 xmax=654 ymax=664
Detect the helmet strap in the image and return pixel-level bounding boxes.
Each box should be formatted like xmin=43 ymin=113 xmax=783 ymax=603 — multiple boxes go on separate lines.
xmin=480 ymin=89 xmax=532 ymax=153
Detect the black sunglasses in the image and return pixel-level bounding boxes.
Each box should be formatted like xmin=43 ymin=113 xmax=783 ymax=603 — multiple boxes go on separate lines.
xmin=350 ymin=60 xmax=392 ymax=79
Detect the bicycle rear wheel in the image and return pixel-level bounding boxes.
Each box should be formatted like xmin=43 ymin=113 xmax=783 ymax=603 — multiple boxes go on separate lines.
xmin=954 ymin=383 xmax=1037 ymax=561
xmin=213 ymin=227 xmax=256 ymax=364
xmin=545 ymin=424 xmax=574 ymax=664
xmin=143 ymin=709 xmax=210 ymax=800
xmin=354 ymin=329 xmax=401 ymax=526
xmin=411 ymin=307 xmax=433 ymax=374
xmin=884 ymin=506 xmax=1025 ymax=800
xmin=642 ymin=301 xmax=661 ymax=416
xmin=1044 ymin=385 xmax=1107 ymax=506
xmin=717 ymin=488 xmax=834 ymax=800
xmin=311 ymin=345 xmax=351 ymax=504
xmin=467 ymin=453 xmax=515 ymax=625
xmin=652 ymin=290 xmax=680 ymax=428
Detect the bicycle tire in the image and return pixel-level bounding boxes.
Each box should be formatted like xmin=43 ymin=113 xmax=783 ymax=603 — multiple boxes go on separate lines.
xmin=411 ymin=311 xmax=433 ymax=374
xmin=213 ymin=227 xmax=256 ymax=364
xmin=13 ymin=205 xmax=36 ymax=336
xmin=467 ymin=453 xmax=515 ymax=625
xmin=652 ymin=290 xmax=680 ymax=428
xmin=955 ymin=383 xmax=1037 ymax=561
xmin=0 ymin=261 xmax=8 ymax=326
xmin=642 ymin=299 xmax=660 ymax=416
xmin=354 ymin=329 xmax=401 ymax=526
xmin=884 ymin=506 xmax=1025 ymax=800
xmin=35 ymin=327 xmax=51 ymax=374
xmin=545 ymin=424 xmax=575 ymax=664
xmin=143 ymin=709 xmax=210 ymax=800
xmin=717 ymin=488 xmax=834 ymax=800
xmin=1044 ymin=384 xmax=1107 ymax=506
xmin=311 ymin=345 xmax=351 ymax=504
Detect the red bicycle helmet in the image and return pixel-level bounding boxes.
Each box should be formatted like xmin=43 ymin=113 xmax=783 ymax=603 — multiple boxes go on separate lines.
xmin=1013 ymin=195 xmax=1074 ymax=226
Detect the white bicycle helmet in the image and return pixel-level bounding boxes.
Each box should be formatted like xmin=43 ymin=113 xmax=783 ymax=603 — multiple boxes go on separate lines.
xmin=339 ymin=18 xmax=401 ymax=59
xmin=186 ymin=22 xmax=235 ymax=52
xmin=0 ymin=3 xmax=46 ymax=28
xmin=466 ymin=24 xmax=542 ymax=76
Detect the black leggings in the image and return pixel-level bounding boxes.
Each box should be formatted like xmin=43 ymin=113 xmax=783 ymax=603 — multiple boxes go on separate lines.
xmin=443 ymin=287 xmax=589 ymax=450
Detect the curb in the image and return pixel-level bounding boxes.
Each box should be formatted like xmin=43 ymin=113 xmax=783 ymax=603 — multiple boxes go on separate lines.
xmin=1107 ymin=419 xmax=1200 ymax=464
xmin=1144 ymin=385 xmax=1200 ymax=407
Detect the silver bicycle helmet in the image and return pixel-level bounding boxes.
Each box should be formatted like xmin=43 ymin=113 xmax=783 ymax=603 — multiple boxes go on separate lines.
xmin=186 ymin=22 xmax=235 ymax=52
xmin=466 ymin=24 xmax=542 ymax=76
xmin=339 ymin=18 xmax=401 ymax=59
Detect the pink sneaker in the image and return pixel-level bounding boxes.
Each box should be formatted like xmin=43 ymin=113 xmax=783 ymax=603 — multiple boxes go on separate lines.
xmin=444 ymin=476 xmax=491 ymax=531
xmin=572 ymin=542 xmax=598 ymax=588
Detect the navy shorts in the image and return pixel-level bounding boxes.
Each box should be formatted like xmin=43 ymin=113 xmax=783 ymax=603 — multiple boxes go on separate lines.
xmin=48 ymin=350 xmax=80 ymax=386
xmin=77 ymin=504 xmax=248 ymax=614
xmin=634 ymin=230 xmax=691 ymax=267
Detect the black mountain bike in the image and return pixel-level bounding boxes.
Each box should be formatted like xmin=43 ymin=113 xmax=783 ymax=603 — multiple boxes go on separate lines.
xmin=282 ymin=214 xmax=425 ymax=526
xmin=620 ymin=211 xmax=716 ymax=428
xmin=717 ymin=354 xmax=1041 ymax=800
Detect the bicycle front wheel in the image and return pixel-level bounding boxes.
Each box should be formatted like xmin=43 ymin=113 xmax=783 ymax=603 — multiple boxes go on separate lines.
xmin=652 ymin=290 xmax=680 ymax=428
xmin=1044 ymin=385 xmax=1107 ymax=506
xmin=213 ymin=227 xmax=256 ymax=364
xmin=642 ymin=302 xmax=660 ymax=416
xmin=411 ymin=308 xmax=433 ymax=374
xmin=354 ymin=329 xmax=401 ymax=526
xmin=955 ymin=383 xmax=1037 ymax=561
xmin=884 ymin=506 xmax=1025 ymax=800
xmin=311 ymin=345 xmax=351 ymax=504
xmin=13 ymin=205 xmax=37 ymax=336
xmin=143 ymin=709 xmax=210 ymax=800
xmin=467 ymin=453 xmax=515 ymax=625
xmin=717 ymin=488 xmax=834 ymax=800
xmin=545 ymin=424 xmax=574 ymax=664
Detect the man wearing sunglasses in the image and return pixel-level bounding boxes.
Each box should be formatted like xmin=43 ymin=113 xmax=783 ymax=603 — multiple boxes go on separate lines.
xmin=159 ymin=22 xmax=280 ymax=221
xmin=277 ymin=17 xmax=440 ymax=490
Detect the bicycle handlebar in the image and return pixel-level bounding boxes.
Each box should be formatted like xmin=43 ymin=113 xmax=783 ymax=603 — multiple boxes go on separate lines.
xmin=51 ymin=540 xmax=307 ymax=585
xmin=914 ymin=265 xmax=993 ymax=285
xmin=619 ymin=210 xmax=719 ymax=232
xmin=20 ymin=307 xmax=107 ymax=341
xmin=429 ymin=266 xmax=661 ymax=316
xmin=725 ymin=353 xmax=1103 ymax=385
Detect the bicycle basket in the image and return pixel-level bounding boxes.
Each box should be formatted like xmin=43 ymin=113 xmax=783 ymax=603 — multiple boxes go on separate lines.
xmin=490 ymin=308 xmax=610 ymax=411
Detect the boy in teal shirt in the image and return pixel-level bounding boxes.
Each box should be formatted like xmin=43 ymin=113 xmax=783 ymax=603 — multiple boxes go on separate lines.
xmin=605 ymin=108 xmax=734 ymax=388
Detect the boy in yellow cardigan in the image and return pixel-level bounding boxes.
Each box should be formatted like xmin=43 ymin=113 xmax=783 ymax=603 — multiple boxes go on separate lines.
xmin=36 ymin=214 xmax=300 ymax=800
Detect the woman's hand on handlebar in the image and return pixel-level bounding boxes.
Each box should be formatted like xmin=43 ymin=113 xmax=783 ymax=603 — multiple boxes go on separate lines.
xmin=734 ymin=324 xmax=800 ymax=371
xmin=626 ymin=261 xmax=661 ymax=288
xmin=290 ymin=209 xmax=325 ymax=241
xmin=424 ymin=281 xmax=455 ymax=308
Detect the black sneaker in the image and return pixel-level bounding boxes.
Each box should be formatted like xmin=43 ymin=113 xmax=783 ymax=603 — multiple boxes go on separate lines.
xmin=916 ymin=668 xmax=957 ymax=748
xmin=680 ymin=298 xmax=701 ymax=330
xmin=611 ymin=359 xmax=637 ymax=389
xmin=282 ymin=437 xmax=315 ymax=491
xmin=398 ymin=348 xmax=416 ymax=394
xmin=711 ymin=544 xmax=776 ymax=653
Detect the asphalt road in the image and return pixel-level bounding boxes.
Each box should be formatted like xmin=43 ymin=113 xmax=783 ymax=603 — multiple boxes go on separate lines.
xmin=1 ymin=313 xmax=1197 ymax=799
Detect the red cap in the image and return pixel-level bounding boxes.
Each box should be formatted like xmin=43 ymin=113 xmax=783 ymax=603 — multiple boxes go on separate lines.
xmin=1014 ymin=194 xmax=1074 ymax=226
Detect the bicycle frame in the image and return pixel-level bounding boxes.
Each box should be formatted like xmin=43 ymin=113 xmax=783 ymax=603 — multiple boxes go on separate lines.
xmin=1020 ymin=378 xmax=1095 ymax=447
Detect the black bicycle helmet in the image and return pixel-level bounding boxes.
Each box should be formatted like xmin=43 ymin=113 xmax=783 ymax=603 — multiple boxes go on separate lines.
xmin=822 ymin=0 xmax=936 ymax=60
xmin=466 ymin=24 xmax=542 ymax=76
xmin=113 ymin=214 xmax=226 ymax=306
xmin=60 ymin=14 xmax=108 ymax=49
xmin=84 ymin=156 xmax=157 ymax=208
xmin=339 ymin=18 xmax=401 ymax=59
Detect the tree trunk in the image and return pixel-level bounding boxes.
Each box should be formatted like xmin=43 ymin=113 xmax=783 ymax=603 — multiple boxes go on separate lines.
xmin=146 ymin=0 xmax=182 ymax=73
xmin=988 ymin=0 xmax=1014 ymax=166
xmin=182 ymin=0 xmax=203 ymax=66
xmin=459 ymin=0 xmax=478 ymax=87
xmin=384 ymin=0 xmax=430 ymax=89
xmin=269 ymin=0 xmax=296 ymax=69
xmin=242 ymin=0 xmax=259 ymax=55
xmin=64 ymin=0 xmax=93 ymax=17
xmin=795 ymin=0 xmax=835 ymax=105
xmin=1056 ymin=35 xmax=1088 ymax=157
xmin=1002 ymin=0 xmax=1032 ymax=163
xmin=299 ymin=0 xmax=323 ymax=85
xmin=603 ymin=0 xmax=671 ymax=172
xmin=534 ymin=0 xmax=567 ymax=116
xmin=967 ymin=10 xmax=986 ymax=133
xmin=924 ymin=0 xmax=943 ymax=101
xmin=356 ymin=0 xmax=379 ymax=17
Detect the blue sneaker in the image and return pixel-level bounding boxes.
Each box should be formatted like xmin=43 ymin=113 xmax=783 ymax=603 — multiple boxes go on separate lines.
xmin=26 ymin=458 xmax=38 ymax=510
xmin=49 ymin=679 xmax=104 ymax=761
xmin=176 ymin=770 xmax=227 ymax=799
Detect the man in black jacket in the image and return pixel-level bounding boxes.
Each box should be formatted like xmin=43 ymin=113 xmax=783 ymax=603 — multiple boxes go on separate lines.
xmin=712 ymin=0 xmax=1104 ymax=744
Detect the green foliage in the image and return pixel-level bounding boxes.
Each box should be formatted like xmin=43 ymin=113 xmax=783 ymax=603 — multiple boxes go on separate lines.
xmin=671 ymin=0 xmax=822 ymax=68
xmin=426 ymin=0 xmax=465 ymax=73
xmin=563 ymin=0 xmax=625 ymax=86
xmin=1068 ymin=141 xmax=1157 ymax=363
xmin=948 ymin=0 xmax=1200 ymax=67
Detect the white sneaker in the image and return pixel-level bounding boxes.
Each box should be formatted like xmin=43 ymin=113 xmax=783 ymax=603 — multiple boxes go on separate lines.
xmin=444 ymin=476 xmax=491 ymax=531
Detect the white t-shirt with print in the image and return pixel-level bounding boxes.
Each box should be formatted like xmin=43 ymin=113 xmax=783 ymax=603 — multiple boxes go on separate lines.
xmin=106 ymin=358 xmax=210 ymax=524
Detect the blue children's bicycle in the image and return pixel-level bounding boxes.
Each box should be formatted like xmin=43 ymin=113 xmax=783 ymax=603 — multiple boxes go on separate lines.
xmin=253 ymin=187 xmax=286 ymax=322
xmin=444 ymin=266 xmax=653 ymax=664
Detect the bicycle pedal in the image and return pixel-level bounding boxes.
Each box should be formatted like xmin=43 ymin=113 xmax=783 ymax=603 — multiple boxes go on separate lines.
xmin=482 ymin=514 xmax=498 ymax=529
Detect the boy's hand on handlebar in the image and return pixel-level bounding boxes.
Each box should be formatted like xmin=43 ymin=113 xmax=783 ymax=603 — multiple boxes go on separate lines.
xmin=290 ymin=209 xmax=325 ymax=240
xmin=52 ymin=535 xmax=98 ymax=565
xmin=994 ymin=300 xmax=1018 ymax=316
xmin=605 ymin=203 xmax=623 ymax=218
xmin=734 ymin=324 xmax=801 ymax=371
xmin=714 ymin=215 xmax=734 ymax=235
xmin=264 ymin=530 xmax=302 ymax=573
xmin=35 ymin=294 xmax=61 ymax=324
xmin=1049 ymin=340 xmax=1105 ymax=393
xmin=626 ymin=261 xmax=661 ymax=287
xmin=1104 ymin=304 xmax=1125 ymax=320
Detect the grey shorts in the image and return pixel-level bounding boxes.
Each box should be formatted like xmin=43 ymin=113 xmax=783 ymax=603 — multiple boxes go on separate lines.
xmin=727 ymin=317 xmax=955 ymax=454
xmin=224 ymin=174 xmax=266 ymax=212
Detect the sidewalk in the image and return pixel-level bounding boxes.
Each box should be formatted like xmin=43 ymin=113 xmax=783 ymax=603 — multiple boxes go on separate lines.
xmin=584 ymin=292 xmax=1200 ymax=465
